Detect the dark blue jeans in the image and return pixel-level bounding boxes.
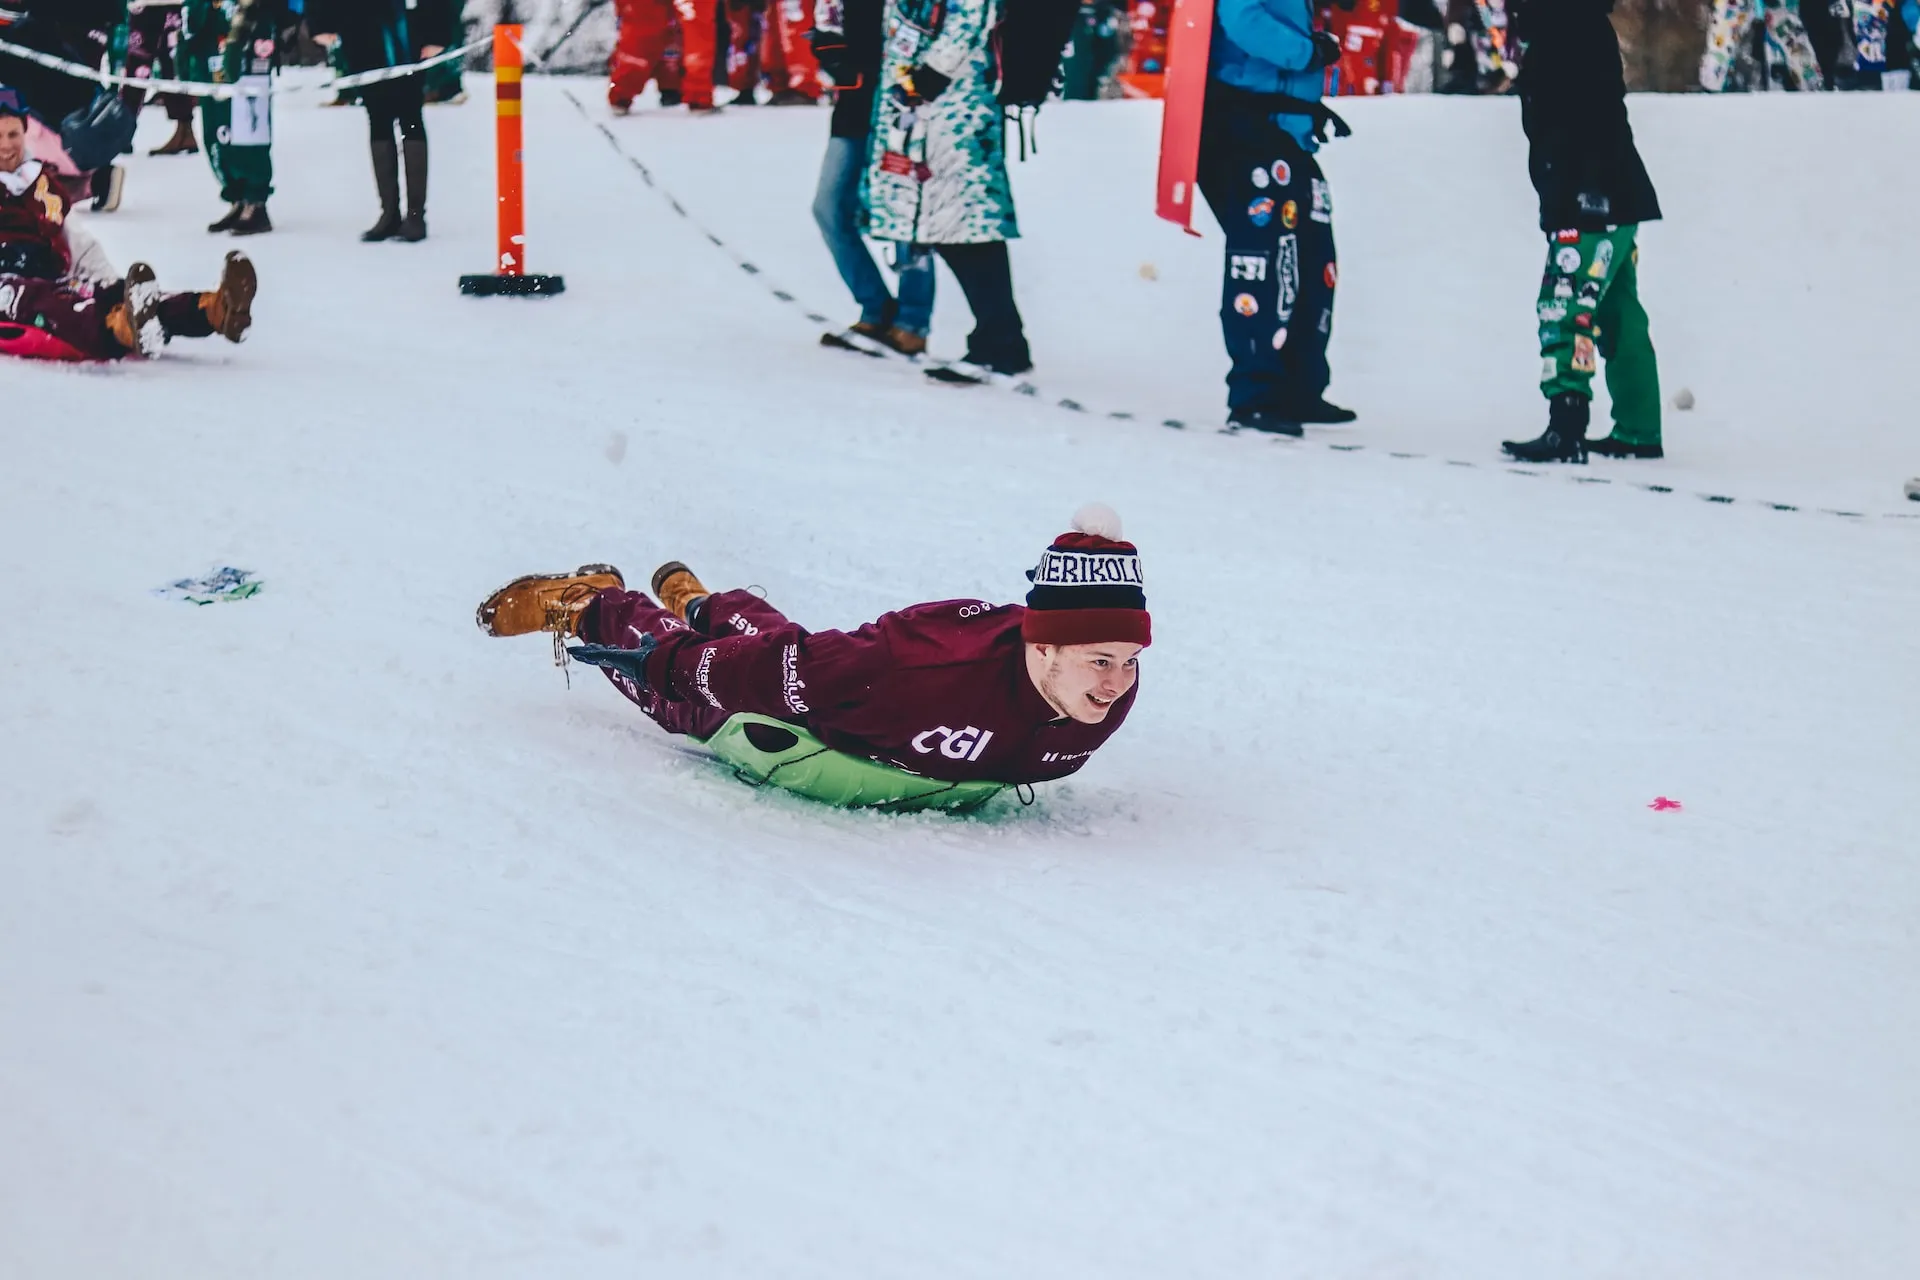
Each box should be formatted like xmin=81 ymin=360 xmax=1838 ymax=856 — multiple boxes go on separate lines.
xmin=1196 ymin=104 xmax=1337 ymax=412
xmin=812 ymin=135 xmax=934 ymax=333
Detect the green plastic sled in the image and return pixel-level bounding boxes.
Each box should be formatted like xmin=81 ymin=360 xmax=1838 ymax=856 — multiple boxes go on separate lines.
xmin=698 ymin=714 xmax=1008 ymax=814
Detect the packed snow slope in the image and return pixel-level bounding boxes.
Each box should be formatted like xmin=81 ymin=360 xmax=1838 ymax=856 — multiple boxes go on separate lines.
xmin=2 ymin=80 xmax=1917 ymax=1279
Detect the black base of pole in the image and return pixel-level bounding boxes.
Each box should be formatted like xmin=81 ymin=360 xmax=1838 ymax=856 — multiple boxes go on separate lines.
xmin=459 ymin=273 xmax=566 ymax=297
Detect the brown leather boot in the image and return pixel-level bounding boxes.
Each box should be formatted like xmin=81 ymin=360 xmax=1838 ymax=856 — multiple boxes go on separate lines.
xmin=650 ymin=561 xmax=710 ymax=622
xmin=476 ymin=565 xmax=625 ymax=639
xmin=150 ymin=119 xmax=199 ymax=156
xmin=881 ymin=327 xmax=927 ymax=357
xmin=200 ymin=250 xmax=257 ymax=343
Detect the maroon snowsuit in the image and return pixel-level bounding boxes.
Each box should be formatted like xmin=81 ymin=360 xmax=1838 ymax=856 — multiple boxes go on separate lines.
xmin=0 ymin=165 xmax=210 ymax=360
xmin=580 ymin=588 xmax=1137 ymax=785
xmin=0 ymin=274 xmax=209 ymax=360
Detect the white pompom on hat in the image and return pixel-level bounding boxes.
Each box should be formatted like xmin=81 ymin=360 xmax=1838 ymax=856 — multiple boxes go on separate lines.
xmin=1070 ymin=501 xmax=1124 ymax=541
xmin=1022 ymin=504 xmax=1151 ymax=647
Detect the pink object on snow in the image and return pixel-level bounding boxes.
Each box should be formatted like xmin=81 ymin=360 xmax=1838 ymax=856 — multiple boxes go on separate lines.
xmin=1648 ymin=797 xmax=1684 ymax=812
xmin=24 ymin=115 xmax=83 ymax=178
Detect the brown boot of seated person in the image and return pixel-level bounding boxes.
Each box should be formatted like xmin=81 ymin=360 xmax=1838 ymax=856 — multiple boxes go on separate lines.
xmin=104 ymin=262 xmax=164 ymax=358
xmin=200 ymin=251 xmax=257 ymax=343
xmin=650 ymin=561 xmax=710 ymax=624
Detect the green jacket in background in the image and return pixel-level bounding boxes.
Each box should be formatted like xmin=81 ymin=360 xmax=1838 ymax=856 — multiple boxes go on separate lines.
xmin=183 ymin=0 xmax=276 ymax=206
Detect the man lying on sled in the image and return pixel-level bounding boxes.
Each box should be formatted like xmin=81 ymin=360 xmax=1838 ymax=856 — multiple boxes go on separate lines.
xmin=477 ymin=506 xmax=1149 ymax=813
xmin=0 ymin=88 xmax=253 ymax=361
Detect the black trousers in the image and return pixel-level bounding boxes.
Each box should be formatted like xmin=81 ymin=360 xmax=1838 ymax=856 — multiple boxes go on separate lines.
xmin=1196 ymin=97 xmax=1337 ymax=412
xmin=935 ymin=241 xmax=1031 ymax=373
xmin=362 ymin=77 xmax=426 ymax=144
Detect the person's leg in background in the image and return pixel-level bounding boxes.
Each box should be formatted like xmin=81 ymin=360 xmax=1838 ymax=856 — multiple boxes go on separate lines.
xmin=724 ymin=0 xmax=766 ymax=102
xmin=767 ymin=0 xmax=823 ymax=102
xmin=609 ymin=0 xmax=661 ymax=110
xmin=891 ymin=244 xmax=935 ymax=350
xmin=658 ymin=9 xmax=686 ymax=104
xmin=1195 ymin=101 xmax=1296 ymax=430
xmin=360 ymin=84 xmax=405 ymax=241
xmin=1503 ymin=224 xmax=1638 ymax=463
xmin=812 ymin=134 xmax=898 ymax=332
xmin=675 ymin=0 xmax=720 ymax=108
xmin=124 ymin=4 xmax=198 ymax=155
xmin=934 ymin=241 xmax=1031 ymax=374
xmin=392 ymin=78 xmax=430 ymax=241
xmin=1274 ymin=140 xmax=1347 ymax=422
xmin=1589 ymin=231 xmax=1663 ymax=457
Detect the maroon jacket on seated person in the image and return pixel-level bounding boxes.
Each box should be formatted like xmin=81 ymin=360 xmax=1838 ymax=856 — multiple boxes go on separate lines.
xmin=579 ymin=587 xmax=1137 ymax=785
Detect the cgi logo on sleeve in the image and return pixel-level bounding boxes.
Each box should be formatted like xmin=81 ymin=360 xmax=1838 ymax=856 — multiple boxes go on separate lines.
xmin=911 ymin=725 xmax=995 ymax=761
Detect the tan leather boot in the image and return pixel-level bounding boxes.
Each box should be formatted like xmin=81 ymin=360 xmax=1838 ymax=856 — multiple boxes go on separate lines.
xmin=476 ymin=565 xmax=625 ymax=638
xmin=882 ymin=327 xmax=927 ymax=357
xmin=150 ymin=119 xmax=199 ymax=156
xmin=650 ymin=561 xmax=709 ymax=622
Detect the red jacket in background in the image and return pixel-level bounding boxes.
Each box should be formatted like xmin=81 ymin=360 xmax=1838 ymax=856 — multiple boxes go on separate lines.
xmin=586 ymin=589 xmax=1138 ymax=785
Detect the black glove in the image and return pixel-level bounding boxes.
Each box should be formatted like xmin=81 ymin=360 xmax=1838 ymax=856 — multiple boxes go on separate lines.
xmin=903 ymin=64 xmax=951 ymax=102
xmin=0 ymin=241 xmax=64 ymax=280
xmin=808 ymin=26 xmax=855 ymax=86
xmin=568 ymin=633 xmax=663 ymax=691
xmin=1308 ymin=31 xmax=1343 ymax=71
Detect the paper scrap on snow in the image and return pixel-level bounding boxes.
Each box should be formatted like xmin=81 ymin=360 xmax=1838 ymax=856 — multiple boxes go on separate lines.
xmin=154 ymin=567 xmax=263 ymax=606
xmin=1649 ymin=796 xmax=1684 ymax=812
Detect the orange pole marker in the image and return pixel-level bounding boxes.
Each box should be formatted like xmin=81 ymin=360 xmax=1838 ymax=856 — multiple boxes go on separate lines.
xmin=460 ymin=25 xmax=564 ymax=297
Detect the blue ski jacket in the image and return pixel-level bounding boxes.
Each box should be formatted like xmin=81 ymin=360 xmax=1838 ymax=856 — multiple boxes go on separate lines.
xmin=1208 ymin=0 xmax=1323 ymax=151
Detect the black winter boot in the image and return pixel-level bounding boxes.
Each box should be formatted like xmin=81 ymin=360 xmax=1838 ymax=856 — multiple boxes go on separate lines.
xmin=1286 ymin=397 xmax=1358 ymax=425
xmin=362 ymin=140 xmax=403 ymax=241
xmin=1587 ymin=434 xmax=1665 ymax=459
xmin=229 ymin=203 xmax=273 ymax=236
xmin=399 ymin=136 xmax=429 ymax=242
xmin=1503 ymin=393 xmax=1590 ymax=464
xmin=208 ymin=203 xmax=244 ymax=233
xmin=1227 ymin=405 xmax=1305 ymax=437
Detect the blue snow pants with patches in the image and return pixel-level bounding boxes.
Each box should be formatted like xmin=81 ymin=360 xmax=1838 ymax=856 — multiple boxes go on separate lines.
xmin=1196 ymin=99 xmax=1337 ymax=413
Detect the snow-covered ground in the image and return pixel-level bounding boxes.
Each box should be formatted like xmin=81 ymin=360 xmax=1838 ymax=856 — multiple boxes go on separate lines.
xmin=2 ymin=80 xmax=1917 ymax=1278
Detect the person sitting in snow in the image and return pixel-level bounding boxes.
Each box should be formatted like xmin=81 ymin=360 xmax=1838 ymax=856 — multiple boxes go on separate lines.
xmin=0 ymin=88 xmax=254 ymax=361
xmin=476 ymin=507 xmax=1150 ymax=813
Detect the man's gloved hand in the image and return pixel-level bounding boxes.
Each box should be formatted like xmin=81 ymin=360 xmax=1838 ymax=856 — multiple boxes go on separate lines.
xmin=808 ymin=26 xmax=854 ymax=85
xmin=1308 ymin=30 xmax=1343 ymax=70
xmin=569 ymin=632 xmax=675 ymax=695
xmin=901 ymin=64 xmax=951 ymax=102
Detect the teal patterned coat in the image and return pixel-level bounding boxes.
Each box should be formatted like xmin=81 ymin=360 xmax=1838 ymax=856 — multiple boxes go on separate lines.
xmin=863 ymin=0 xmax=1017 ymax=245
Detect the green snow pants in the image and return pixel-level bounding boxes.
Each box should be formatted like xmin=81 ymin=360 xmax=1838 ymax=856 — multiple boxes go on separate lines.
xmin=1536 ymin=225 xmax=1661 ymax=446
xmin=188 ymin=52 xmax=273 ymax=205
xmin=702 ymin=714 xmax=1009 ymax=814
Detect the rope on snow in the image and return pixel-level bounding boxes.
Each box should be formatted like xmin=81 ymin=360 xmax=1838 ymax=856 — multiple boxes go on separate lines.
xmin=556 ymin=87 xmax=1919 ymax=527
